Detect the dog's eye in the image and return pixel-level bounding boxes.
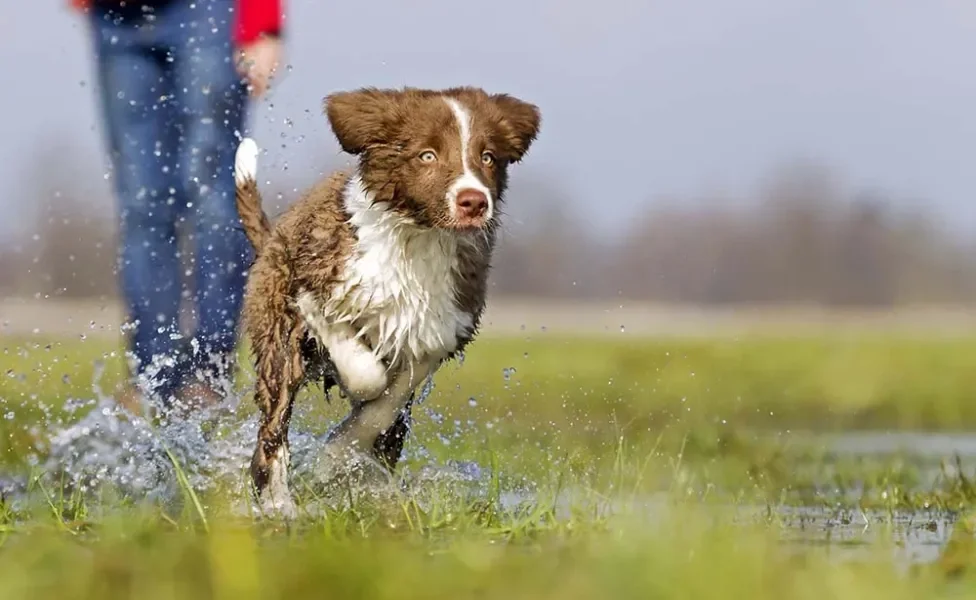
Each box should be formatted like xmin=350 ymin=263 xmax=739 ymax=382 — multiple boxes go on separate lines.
xmin=419 ymin=150 xmax=437 ymax=163
xmin=481 ymin=151 xmax=495 ymax=167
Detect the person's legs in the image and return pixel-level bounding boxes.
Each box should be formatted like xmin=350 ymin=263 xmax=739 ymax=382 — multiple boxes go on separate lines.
xmin=89 ymin=4 xmax=185 ymax=402
xmin=165 ymin=0 xmax=252 ymax=395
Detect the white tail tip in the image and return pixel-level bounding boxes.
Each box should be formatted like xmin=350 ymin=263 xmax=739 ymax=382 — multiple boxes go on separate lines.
xmin=235 ymin=137 xmax=259 ymax=186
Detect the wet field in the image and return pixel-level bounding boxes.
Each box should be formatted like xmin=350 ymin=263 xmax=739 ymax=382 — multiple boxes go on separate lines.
xmin=3 ymin=303 xmax=976 ymax=596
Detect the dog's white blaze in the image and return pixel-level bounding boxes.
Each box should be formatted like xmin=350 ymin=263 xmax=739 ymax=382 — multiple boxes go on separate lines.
xmin=306 ymin=175 xmax=474 ymax=367
xmin=444 ymin=98 xmax=493 ymax=220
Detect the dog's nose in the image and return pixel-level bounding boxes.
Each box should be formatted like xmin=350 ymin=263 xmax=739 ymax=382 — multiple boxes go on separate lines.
xmin=455 ymin=189 xmax=488 ymax=219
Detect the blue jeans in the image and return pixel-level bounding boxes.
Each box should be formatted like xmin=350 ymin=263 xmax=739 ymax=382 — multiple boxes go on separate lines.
xmin=89 ymin=0 xmax=252 ymax=400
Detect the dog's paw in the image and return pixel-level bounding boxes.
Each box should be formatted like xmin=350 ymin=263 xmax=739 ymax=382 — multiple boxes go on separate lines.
xmin=257 ymin=490 xmax=298 ymax=520
xmin=253 ymin=445 xmax=298 ymax=519
xmin=235 ymin=137 xmax=259 ymax=186
xmin=332 ymin=340 xmax=388 ymax=402
xmin=257 ymin=475 xmax=298 ymax=520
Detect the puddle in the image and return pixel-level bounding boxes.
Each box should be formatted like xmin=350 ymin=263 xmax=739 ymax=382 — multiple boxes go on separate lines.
xmin=823 ymin=431 xmax=976 ymax=459
xmin=757 ymin=505 xmax=953 ymax=568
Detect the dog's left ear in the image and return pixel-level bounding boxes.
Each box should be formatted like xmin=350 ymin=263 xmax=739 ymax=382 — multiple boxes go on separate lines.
xmin=324 ymin=88 xmax=403 ymax=155
xmin=490 ymin=94 xmax=541 ymax=163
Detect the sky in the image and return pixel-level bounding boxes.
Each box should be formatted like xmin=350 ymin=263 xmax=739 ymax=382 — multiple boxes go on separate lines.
xmin=1 ymin=0 xmax=976 ymax=241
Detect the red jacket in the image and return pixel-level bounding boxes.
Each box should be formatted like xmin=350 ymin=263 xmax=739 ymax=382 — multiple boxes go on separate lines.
xmin=70 ymin=0 xmax=283 ymax=46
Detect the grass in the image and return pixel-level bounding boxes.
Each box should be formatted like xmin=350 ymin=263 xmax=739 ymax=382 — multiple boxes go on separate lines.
xmin=0 ymin=481 xmax=972 ymax=599
xmin=5 ymin=331 xmax=976 ymax=436
xmin=13 ymin=330 xmax=976 ymax=407
xmin=4 ymin=329 xmax=976 ymax=597
xmin=4 ymin=332 xmax=976 ymax=478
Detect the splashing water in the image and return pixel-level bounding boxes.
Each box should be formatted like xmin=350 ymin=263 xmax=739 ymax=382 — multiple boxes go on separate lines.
xmin=30 ymin=355 xmax=255 ymax=507
xmin=8 ymin=351 xmax=496 ymax=516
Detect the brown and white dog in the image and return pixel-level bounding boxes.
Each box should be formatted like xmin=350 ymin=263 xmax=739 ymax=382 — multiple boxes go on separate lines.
xmin=233 ymin=86 xmax=541 ymax=516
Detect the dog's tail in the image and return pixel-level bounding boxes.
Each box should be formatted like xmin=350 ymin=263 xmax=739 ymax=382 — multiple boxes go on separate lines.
xmin=235 ymin=137 xmax=272 ymax=253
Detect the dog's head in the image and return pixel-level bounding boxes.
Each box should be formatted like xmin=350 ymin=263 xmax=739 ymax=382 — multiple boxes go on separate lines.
xmin=325 ymin=86 xmax=541 ymax=231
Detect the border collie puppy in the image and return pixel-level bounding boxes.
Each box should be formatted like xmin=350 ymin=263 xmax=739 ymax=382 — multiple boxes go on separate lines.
xmin=233 ymin=86 xmax=541 ymax=516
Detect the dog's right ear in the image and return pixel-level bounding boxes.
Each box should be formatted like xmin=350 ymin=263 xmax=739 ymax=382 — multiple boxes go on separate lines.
xmin=324 ymin=88 xmax=403 ymax=155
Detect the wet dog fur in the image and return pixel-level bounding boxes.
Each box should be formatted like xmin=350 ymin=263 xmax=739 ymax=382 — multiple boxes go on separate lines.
xmin=233 ymin=86 xmax=541 ymax=516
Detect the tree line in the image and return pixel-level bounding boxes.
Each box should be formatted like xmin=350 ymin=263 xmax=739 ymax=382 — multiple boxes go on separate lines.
xmin=2 ymin=143 xmax=974 ymax=307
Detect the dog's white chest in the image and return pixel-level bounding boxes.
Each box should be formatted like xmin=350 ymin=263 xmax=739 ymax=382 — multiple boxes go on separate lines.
xmin=340 ymin=227 xmax=473 ymax=363
xmin=316 ymin=177 xmax=475 ymax=365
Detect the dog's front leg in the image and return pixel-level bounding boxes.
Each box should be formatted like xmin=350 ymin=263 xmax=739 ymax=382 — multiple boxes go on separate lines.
xmin=324 ymin=357 xmax=440 ymax=466
xmin=295 ymin=294 xmax=388 ymax=403
xmin=372 ymin=390 xmax=415 ymax=470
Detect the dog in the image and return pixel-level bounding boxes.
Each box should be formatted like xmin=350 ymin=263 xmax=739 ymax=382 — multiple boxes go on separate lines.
xmin=233 ymin=86 xmax=541 ymax=516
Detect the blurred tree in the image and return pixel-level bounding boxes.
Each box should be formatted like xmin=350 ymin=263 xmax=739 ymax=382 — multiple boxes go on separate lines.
xmin=1 ymin=137 xmax=116 ymax=299
xmin=3 ymin=142 xmax=975 ymax=308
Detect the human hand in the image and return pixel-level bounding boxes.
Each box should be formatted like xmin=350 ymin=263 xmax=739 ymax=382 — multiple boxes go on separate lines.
xmin=236 ymin=36 xmax=283 ymax=98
